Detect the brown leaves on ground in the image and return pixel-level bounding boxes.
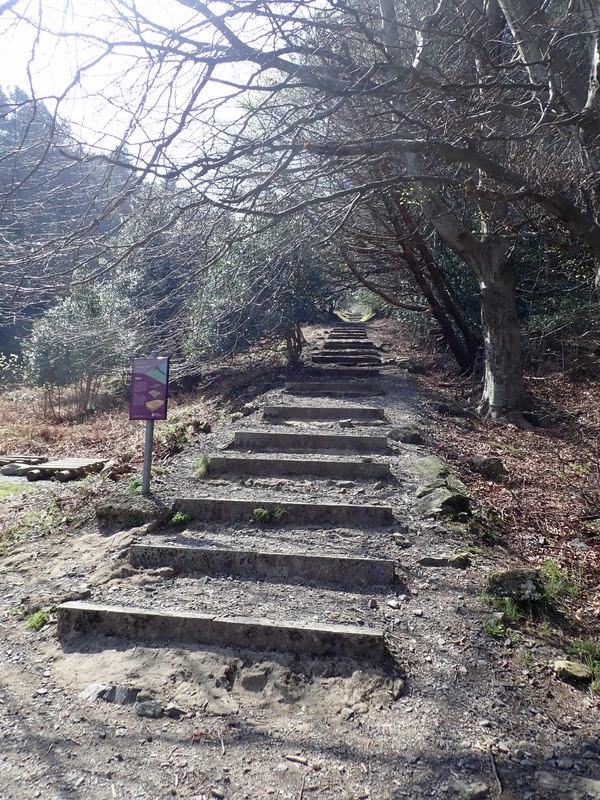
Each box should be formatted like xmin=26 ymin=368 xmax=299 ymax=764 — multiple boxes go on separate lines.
xmin=401 ymin=335 xmax=600 ymax=629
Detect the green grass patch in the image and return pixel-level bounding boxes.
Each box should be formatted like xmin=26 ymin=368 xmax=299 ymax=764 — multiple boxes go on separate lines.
xmin=170 ymin=511 xmax=193 ymax=526
xmin=569 ymin=639 xmax=600 ymax=692
xmin=249 ymin=505 xmax=288 ymax=525
xmin=483 ymin=619 xmax=506 ymax=639
xmin=123 ymin=514 xmax=144 ymax=530
xmin=1 ymin=498 xmax=70 ymax=556
xmin=125 ymin=476 xmax=142 ymax=493
xmin=194 ymin=455 xmax=210 ymax=479
xmin=25 ymin=609 xmax=50 ymax=631
xmin=539 ymin=559 xmax=583 ymax=601
xmin=0 ymin=483 xmax=35 ymax=502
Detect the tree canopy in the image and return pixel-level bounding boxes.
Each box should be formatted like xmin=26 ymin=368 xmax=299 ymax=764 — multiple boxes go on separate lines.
xmin=1 ymin=1 xmax=599 ymax=419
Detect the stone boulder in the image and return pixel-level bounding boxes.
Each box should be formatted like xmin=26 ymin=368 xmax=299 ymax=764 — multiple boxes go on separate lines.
xmin=388 ymin=426 xmax=424 ymax=445
xmin=411 ymin=455 xmax=451 ymax=481
xmin=471 ymin=456 xmax=507 ymax=481
xmin=486 ymin=568 xmax=544 ymax=603
xmin=417 ymin=486 xmax=471 ymax=517
xmin=554 ymin=659 xmax=593 ymax=683
xmin=411 ymin=455 xmax=470 ymax=518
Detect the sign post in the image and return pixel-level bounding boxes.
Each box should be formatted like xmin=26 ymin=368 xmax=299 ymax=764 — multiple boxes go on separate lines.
xmin=130 ymin=354 xmax=169 ymax=496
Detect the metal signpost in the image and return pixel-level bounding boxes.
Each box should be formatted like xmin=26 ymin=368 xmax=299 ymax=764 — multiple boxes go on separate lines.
xmin=130 ymin=354 xmax=170 ymax=495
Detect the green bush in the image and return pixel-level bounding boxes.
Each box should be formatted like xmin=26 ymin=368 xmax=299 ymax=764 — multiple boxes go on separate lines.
xmin=23 ymin=286 xmax=136 ymax=414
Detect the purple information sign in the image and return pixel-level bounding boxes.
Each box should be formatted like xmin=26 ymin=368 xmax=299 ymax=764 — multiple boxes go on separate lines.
xmin=130 ymin=357 xmax=170 ymax=420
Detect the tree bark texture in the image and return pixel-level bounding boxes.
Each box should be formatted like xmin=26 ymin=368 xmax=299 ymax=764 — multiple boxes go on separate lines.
xmin=477 ymin=257 xmax=531 ymax=421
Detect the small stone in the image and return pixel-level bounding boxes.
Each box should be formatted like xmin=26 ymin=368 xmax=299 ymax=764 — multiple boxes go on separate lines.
xmin=136 ymin=700 xmax=163 ymax=719
xmin=451 ymin=779 xmax=488 ymax=799
xmin=164 ymin=703 xmax=185 ymax=718
xmin=112 ymin=686 xmax=139 ymax=705
xmin=135 ymin=691 xmax=155 ymax=703
xmin=556 ymin=758 xmax=574 ymax=770
xmin=79 ymin=683 xmax=108 ymax=702
xmin=393 ymin=534 xmax=412 ymax=548
xmin=479 ymin=719 xmax=492 ymax=728
xmin=240 ymin=665 xmax=270 ymax=692
xmin=392 ymin=679 xmax=406 ymax=700
xmin=340 ymin=706 xmax=354 ymax=720
xmin=536 ymin=771 xmax=561 ymax=791
xmin=386 ymin=599 xmax=401 ymax=609
xmin=210 ymin=788 xmax=226 ymax=799
xmin=339 ymin=419 xmax=353 ymax=429
xmin=413 ymin=609 xmax=423 ymax=617
xmin=580 ymin=778 xmax=600 ymax=797
xmin=570 ymin=538 xmax=590 ymax=551
xmin=275 ymin=763 xmax=288 ymax=773
xmin=407 ymin=363 xmax=427 ymax=375
xmin=417 ymin=553 xmax=471 ymax=569
xmin=368 ymin=598 xmax=378 ymax=609
xmin=554 ymin=660 xmax=593 ymax=683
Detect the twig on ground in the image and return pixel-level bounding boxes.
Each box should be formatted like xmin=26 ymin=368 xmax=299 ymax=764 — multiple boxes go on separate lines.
xmin=285 ymin=754 xmax=309 ymax=765
xmin=299 ymin=771 xmax=308 ymax=800
xmin=488 ymin=744 xmax=503 ymax=798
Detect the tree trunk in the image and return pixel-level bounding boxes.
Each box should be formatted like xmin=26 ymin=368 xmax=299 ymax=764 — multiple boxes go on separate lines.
xmin=477 ymin=256 xmax=532 ymax=423
xmin=285 ymin=322 xmax=303 ymax=365
xmin=403 ymin=167 xmax=532 ymax=420
xmin=392 ymin=197 xmax=482 ymax=360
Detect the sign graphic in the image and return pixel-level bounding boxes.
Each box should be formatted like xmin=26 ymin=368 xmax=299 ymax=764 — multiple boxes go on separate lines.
xmin=130 ymin=357 xmax=170 ymax=420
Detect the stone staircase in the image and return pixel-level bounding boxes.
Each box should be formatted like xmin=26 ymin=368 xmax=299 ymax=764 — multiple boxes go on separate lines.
xmin=58 ymin=322 xmax=399 ymax=662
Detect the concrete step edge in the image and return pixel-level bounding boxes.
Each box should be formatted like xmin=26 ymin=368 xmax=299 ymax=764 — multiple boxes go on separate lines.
xmin=206 ymin=454 xmax=391 ymax=479
xmin=262 ymin=405 xmax=386 ymax=421
xmin=57 ymin=601 xmax=385 ymax=659
xmin=174 ymin=497 xmax=394 ymax=526
xmin=232 ymin=431 xmax=389 ymax=453
xmin=129 ymin=543 xmax=395 ymax=587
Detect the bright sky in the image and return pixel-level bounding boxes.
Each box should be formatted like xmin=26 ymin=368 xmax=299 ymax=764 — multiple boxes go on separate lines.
xmin=0 ymin=0 xmax=244 ymax=159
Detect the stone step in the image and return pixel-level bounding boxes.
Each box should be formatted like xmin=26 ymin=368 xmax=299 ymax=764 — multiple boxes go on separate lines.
xmin=206 ymin=454 xmax=391 ymax=480
xmin=129 ymin=541 xmax=395 ymax=587
xmin=232 ymin=430 xmax=388 ymax=453
xmin=322 ymin=340 xmax=377 ymax=350
xmin=297 ymin=367 xmax=381 ymax=379
xmin=314 ymin=348 xmax=381 ymax=357
xmin=311 ymin=355 xmax=382 ymax=365
xmin=285 ymin=381 xmax=383 ymax=396
xmin=327 ymin=330 xmax=368 ymax=337
xmin=262 ymin=405 xmax=386 ymax=422
xmin=174 ymin=497 xmax=394 ymax=526
xmin=57 ymin=602 xmax=385 ymax=660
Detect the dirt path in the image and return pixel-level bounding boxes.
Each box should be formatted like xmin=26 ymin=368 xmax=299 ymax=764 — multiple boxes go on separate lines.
xmin=1 ymin=322 xmax=599 ymax=800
